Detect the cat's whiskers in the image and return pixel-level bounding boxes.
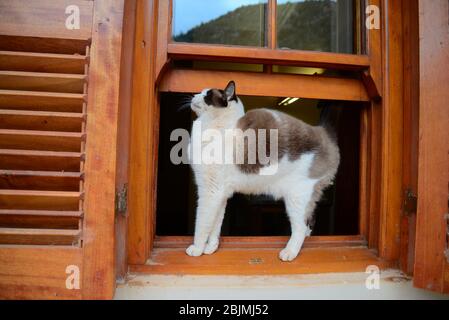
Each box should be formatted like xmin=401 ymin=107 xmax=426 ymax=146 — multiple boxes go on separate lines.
xmin=176 ymin=94 xmax=194 ymax=112
xmin=177 ymin=102 xmax=193 ymax=112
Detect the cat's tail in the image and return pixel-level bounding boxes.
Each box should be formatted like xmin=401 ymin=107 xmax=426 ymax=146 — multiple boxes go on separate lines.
xmin=318 ymin=101 xmax=342 ymax=143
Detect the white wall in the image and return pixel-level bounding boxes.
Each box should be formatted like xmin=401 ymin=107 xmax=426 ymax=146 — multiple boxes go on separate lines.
xmin=115 ymin=269 xmax=448 ymax=300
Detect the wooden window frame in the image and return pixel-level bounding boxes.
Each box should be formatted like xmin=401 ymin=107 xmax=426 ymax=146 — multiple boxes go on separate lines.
xmin=126 ymin=0 xmax=409 ymax=275
xmin=413 ymin=0 xmax=449 ymax=294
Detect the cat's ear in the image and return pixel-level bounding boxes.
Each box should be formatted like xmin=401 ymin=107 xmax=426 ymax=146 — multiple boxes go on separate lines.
xmin=224 ymin=81 xmax=236 ymax=100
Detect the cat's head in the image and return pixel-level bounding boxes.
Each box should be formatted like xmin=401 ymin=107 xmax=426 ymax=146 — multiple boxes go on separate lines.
xmin=191 ymin=81 xmax=238 ymax=116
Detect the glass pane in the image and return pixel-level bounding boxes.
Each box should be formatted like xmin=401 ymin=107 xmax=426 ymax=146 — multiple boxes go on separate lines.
xmin=172 ymin=0 xmax=267 ymax=47
xmin=277 ymin=0 xmax=355 ymax=53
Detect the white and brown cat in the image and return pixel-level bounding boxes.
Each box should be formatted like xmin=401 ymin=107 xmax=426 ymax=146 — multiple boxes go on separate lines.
xmin=186 ymin=81 xmax=340 ymax=261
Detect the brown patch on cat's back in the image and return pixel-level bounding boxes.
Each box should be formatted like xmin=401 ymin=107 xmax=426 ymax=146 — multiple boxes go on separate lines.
xmin=308 ymin=128 xmax=340 ymax=180
xmin=237 ymin=109 xmax=278 ymax=132
xmin=235 ymin=109 xmax=339 ymax=178
xmin=236 ymin=109 xmax=278 ymax=174
xmin=275 ymin=111 xmax=319 ymax=161
xmin=275 ymin=111 xmax=339 ymax=179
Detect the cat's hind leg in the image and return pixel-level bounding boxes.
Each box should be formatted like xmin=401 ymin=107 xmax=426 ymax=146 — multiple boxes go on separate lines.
xmin=280 ymin=181 xmax=317 ymax=262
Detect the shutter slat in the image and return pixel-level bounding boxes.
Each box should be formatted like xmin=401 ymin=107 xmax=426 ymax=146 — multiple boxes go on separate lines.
xmin=0 ymin=170 xmax=81 ymax=191
xmin=0 ymin=129 xmax=83 ymax=152
xmin=0 ymin=109 xmax=84 ymax=132
xmin=0 ymin=190 xmax=81 ymax=211
xmin=0 ymin=71 xmax=86 ymax=94
xmin=0 ymin=209 xmax=82 ymax=217
xmin=0 ymin=35 xmax=89 ymax=55
xmin=0 ymin=149 xmax=82 ymax=171
xmin=0 ymin=228 xmax=81 ymax=245
xmin=0 ymin=51 xmax=87 ymax=74
xmin=0 ymin=209 xmax=82 ymax=230
xmin=0 ymin=89 xmax=84 ymax=113
xmin=0 ymin=217 xmax=79 ymax=230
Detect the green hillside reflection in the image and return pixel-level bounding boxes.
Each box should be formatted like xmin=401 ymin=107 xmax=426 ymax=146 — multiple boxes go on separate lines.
xmin=173 ymin=0 xmax=353 ymax=53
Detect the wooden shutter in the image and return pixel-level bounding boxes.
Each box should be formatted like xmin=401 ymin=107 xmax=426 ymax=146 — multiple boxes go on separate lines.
xmin=0 ymin=37 xmax=89 ymax=248
xmin=0 ymin=0 xmax=125 ymax=299
xmin=413 ymin=0 xmax=449 ymax=294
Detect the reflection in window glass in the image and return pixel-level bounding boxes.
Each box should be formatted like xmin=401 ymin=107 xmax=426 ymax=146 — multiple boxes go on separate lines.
xmin=277 ymin=0 xmax=355 ymax=53
xmin=172 ymin=0 xmax=267 ymax=47
xmin=173 ymin=60 xmax=264 ymax=73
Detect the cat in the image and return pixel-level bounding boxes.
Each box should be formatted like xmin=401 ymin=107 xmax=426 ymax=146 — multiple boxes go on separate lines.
xmin=186 ymin=81 xmax=340 ymax=261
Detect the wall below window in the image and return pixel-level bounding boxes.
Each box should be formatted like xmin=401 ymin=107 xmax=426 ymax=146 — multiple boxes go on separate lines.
xmin=115 ymin=270 xmax=449 ymax=300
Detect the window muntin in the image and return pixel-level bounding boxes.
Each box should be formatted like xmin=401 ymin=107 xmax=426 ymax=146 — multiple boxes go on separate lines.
xmin=277 ymin=0 xmax=355 ymax=54
xmin=172 ymin=0 xmax=268 ymax=47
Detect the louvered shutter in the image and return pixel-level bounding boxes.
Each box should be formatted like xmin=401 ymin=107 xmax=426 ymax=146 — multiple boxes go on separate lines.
xmin=0 ymin=17 xmax=90 ymax=248
xmin=0 ymin=0 xmax=125 ymax=299
xmin=0 ymin=41 xmax=90 ymax=247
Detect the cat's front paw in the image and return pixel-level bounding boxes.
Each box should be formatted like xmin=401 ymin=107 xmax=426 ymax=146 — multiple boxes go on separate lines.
xmin=279 ymin=247 xmax=300 ymax=262
xmin=186 ymin=244 xmax=204 ymax=257
xmin=204 ymin=239 xmax=219 ymax=255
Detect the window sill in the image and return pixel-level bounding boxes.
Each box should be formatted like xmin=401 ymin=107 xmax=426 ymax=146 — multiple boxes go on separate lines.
xmin=129 ymin=236 xmax=394 ymax=275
